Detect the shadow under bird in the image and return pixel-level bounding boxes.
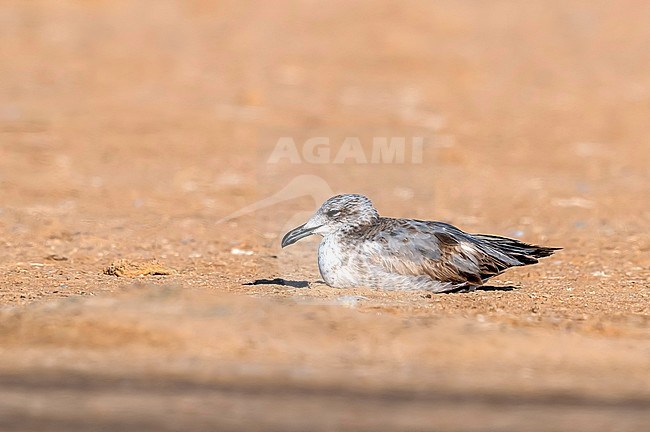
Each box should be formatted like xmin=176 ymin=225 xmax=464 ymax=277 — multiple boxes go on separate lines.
xmin=281 ymin=194 xmax=560 ymax=293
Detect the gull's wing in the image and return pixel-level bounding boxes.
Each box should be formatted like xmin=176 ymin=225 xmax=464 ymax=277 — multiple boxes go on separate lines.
xmin=362 ymin=219 xmax=522 ymax=285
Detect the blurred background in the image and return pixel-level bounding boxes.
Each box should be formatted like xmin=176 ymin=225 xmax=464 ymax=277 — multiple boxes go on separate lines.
xmin=2 ymin=1 xmax=648 ymax=224
xmin=0 ymin=1 xmax=649 ymax=431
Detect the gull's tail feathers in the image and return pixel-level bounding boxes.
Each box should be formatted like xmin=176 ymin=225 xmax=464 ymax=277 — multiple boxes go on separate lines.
xmin=472 ymin=234 xmax=561 ymax=265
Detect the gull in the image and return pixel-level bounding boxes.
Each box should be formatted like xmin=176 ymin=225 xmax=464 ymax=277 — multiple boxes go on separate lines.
xmin=281 ymin=194 xmax=559 ymax=292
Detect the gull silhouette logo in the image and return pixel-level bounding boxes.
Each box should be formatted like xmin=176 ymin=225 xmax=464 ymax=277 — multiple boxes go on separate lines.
xmin=216 ymin=175 xmax=335 ymax=241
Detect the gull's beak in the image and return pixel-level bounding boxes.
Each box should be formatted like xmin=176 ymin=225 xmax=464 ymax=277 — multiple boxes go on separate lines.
xmin=281 ymin=223 xmax=320 ymax=248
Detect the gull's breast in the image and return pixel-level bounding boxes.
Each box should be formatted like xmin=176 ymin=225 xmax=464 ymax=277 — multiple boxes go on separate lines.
xmin=317 ymin=235 xmax=368 ymax=288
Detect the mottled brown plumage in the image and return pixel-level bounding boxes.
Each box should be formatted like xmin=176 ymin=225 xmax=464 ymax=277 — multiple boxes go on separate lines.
xmin=282 ymin=194 xmax=560 ymax=292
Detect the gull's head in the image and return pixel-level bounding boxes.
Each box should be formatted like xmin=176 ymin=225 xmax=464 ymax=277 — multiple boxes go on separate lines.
xmin=281 ymin=194 xmax=379 ymax=248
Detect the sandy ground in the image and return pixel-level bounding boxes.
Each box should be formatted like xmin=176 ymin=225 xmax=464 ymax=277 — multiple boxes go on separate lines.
xmin=0 ymin=1 xmax=649 ymax=430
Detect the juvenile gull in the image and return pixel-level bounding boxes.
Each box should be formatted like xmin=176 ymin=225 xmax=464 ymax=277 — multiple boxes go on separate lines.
xmin=281 ymin=194 xmax=559 ymax=293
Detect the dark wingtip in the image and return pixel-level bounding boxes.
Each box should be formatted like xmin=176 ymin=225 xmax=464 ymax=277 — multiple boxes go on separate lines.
xmin=530 ymin=246 xmax=561 ymax=258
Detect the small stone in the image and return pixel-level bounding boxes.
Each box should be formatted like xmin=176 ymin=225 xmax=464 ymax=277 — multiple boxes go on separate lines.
xmin=104 ymin=259 xmax=176 ymax=277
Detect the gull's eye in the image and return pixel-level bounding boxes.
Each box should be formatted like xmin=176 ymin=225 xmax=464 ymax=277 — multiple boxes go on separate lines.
xmin=326 ymin=209 xmax=341 ymax=218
